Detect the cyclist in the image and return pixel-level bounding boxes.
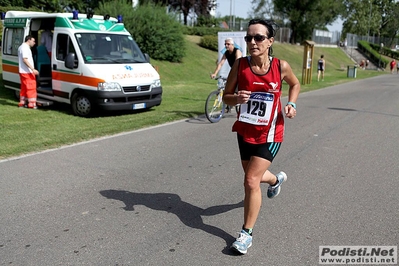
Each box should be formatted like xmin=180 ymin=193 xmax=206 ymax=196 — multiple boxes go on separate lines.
xmin=210 ymin=38 xmax=243 ymax=79
xmin=210 ymin=38 xmax=242 ymax=112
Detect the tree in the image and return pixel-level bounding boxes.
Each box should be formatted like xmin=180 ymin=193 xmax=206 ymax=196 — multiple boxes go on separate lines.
xmin=33 ymin=0 xmax=86 ymax=12
xmin=0 ymin=0 xmax=13 ymax=6
xmin=167 ymin=0 xmax=216 ymax=25
xmin=194 ymin=0 xmax=216 ymax=17
xmin=270 ymin=0 xmax=344 ymax=44
xmin=249 ymin=0 xmax=344 ymax=43
xmin=341 ymin=0 xmax=398 ymax=44
xmin=141 ymin=0 xmax=215 ymax=25
xmin=175 ymin=0 xmax=196 ymax=25
xmin=250 ymin=0 xmax=274 ymax=20
xmin=342 ymin=0 xmax=380 ymax=37
xmin=97 ymin=1 xmax=186 ymax=62
xmin=381 ymin=1 xmax=399 ymax=46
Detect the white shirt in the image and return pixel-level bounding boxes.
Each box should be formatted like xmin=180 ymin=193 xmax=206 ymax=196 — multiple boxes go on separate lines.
xmin=41 ymin=30 xmax=53 ymax=52
xmin=18 ymin=43 xmax=33 ymax=74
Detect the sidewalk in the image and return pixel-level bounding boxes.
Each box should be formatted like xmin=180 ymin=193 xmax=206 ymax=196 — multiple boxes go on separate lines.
xmin=340 ymin=46 xmax=379 ymax=70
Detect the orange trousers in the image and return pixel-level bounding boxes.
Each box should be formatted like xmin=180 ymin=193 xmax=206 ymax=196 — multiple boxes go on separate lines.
xmin=19 ymin=73 xmax=37 ymax=108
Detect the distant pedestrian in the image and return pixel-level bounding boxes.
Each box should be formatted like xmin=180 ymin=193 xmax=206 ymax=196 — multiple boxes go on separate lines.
xmin=396 ymin=61 xmax=399 ymax=74
xmin=317 ymin=55 xmax=325 ymax=81
xmin=359 ymin=60 xmax=365 ymax=69
xmin=390 ymin=59 xmax=396 ymax=74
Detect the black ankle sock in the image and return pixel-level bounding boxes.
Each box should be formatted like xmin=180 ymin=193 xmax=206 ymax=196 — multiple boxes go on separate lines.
xmin=242 ymin=226 xmax=253 ymax=236
xmin=272 ymin=178 xmax=279 ymax=186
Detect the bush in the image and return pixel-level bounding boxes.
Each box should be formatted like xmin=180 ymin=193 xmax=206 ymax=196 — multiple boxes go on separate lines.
xmin=381 ymin=46 xmax=399 ymax=59
xmin=196 ymin=15 xmax=219 ymax=28
xmin=184 ymin=25 xmax=232 ymax=53
xmin=97 ymin=1 xmax=185 ymax=62
xmin=182 ymin=25 xmax=230 ymax=36
xmin=199 ymin=35 xmax=218 ymax=51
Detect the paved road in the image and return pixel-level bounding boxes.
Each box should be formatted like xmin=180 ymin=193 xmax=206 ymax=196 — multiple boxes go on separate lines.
xmin=1 ymin=74 xmax=398 ymax=265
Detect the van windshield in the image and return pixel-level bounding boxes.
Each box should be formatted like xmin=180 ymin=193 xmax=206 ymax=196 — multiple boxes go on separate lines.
xmin=75 ymin=33 xmax=147 ymax=64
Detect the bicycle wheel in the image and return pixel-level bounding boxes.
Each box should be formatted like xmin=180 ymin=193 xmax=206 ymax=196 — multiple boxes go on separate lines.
xmin=205 ymin=90 xmax=225 ymax=123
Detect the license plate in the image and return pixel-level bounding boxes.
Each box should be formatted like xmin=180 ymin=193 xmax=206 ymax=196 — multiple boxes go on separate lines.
xmin=133 ymin=103 xmax=146 ymax=110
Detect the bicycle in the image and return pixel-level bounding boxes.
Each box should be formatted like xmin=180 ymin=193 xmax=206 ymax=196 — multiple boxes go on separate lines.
xmin=205 ymin=76 xmax=239 ymax=123
xmin=204 ymin=77 xmax=228 ymax=123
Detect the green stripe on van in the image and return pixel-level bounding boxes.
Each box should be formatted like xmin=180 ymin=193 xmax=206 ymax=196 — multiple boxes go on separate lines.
xmin=55 ymin=17 xmax=126 ymax=32
xmin=56 ymin=69 xmax=80 ymax=75
xmin=55 ymin=17 xmax=73 ymax=28
xmin=2 ymin=59 xmax=19 ymax=66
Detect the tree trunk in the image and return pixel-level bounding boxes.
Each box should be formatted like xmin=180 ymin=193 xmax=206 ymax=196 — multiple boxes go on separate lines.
xmin=183 ymin=10 xmax=188 ymax=25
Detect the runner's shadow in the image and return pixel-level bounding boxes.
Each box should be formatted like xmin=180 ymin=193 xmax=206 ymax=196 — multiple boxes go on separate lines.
xmin=100 ymin=189 xmax=243 ymax=255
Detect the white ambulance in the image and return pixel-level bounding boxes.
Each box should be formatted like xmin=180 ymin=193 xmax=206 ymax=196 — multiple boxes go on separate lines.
xmin=1 ymin=11 xmax=162 ymax=117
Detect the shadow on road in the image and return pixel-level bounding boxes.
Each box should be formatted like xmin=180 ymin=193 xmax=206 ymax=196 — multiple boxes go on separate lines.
xmin=327 ymin=107 xmax=399 ymax=117
xmin=100 ymin=189 xmax=244 ymax=255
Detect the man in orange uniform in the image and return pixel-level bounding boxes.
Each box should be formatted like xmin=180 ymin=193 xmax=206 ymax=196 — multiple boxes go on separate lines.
xmin=18 ymin=35 xmax=39 ymax=108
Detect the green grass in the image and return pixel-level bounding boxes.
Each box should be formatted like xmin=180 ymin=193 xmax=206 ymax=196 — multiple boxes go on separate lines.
xmin=0 ymin=36 xmax=388 ymax=159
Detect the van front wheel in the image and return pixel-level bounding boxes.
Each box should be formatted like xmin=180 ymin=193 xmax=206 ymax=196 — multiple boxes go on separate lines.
xmin=71 ymin=92 xmax=93 ymax=117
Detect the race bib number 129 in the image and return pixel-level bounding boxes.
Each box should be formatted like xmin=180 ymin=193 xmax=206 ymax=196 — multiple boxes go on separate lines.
xmin=238 ymin=92 xmax=274 ymax=125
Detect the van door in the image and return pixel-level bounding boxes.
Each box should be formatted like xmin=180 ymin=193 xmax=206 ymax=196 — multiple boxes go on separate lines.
xmin=52 ymin=32 xmax=81 ymax=102
xmin=1 ymin=27 xmax=26 ymax=92
xmin=34 ymin=18 xmax=55 ymax=93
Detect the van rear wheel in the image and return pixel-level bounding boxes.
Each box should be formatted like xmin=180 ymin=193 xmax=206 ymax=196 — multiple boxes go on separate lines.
xmin=71 ymin=92 xmax=93 ymax=117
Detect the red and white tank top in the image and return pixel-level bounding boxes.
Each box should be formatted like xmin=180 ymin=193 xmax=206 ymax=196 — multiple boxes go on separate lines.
xmin=232 ymin=56 xmax=284 ymax=144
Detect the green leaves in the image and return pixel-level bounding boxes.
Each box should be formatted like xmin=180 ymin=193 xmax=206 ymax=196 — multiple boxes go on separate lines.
xmin=342 ymin=0 xmax=399 ymax=39
xmin=249 ymin=0 xmax=344 ymax=43
xmin=97 ymin=2 xmax=186 ymax=62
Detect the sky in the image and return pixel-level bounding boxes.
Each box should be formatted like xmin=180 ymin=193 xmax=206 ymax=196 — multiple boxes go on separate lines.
xmin=215 ymin=0 xmax=249 ymax=19
xmin=215 ymin=0 xmax=343 ymax=32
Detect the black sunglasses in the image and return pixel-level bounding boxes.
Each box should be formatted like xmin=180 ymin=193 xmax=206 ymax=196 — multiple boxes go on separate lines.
xmin=244 ymin=34 xmax=267 ymax=42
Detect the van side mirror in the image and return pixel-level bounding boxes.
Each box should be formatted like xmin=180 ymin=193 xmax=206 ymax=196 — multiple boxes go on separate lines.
xmin=65 ymin=53 xmax=77 ymax=69
xmin=144 ymin=53 xmax=150 ymax=63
